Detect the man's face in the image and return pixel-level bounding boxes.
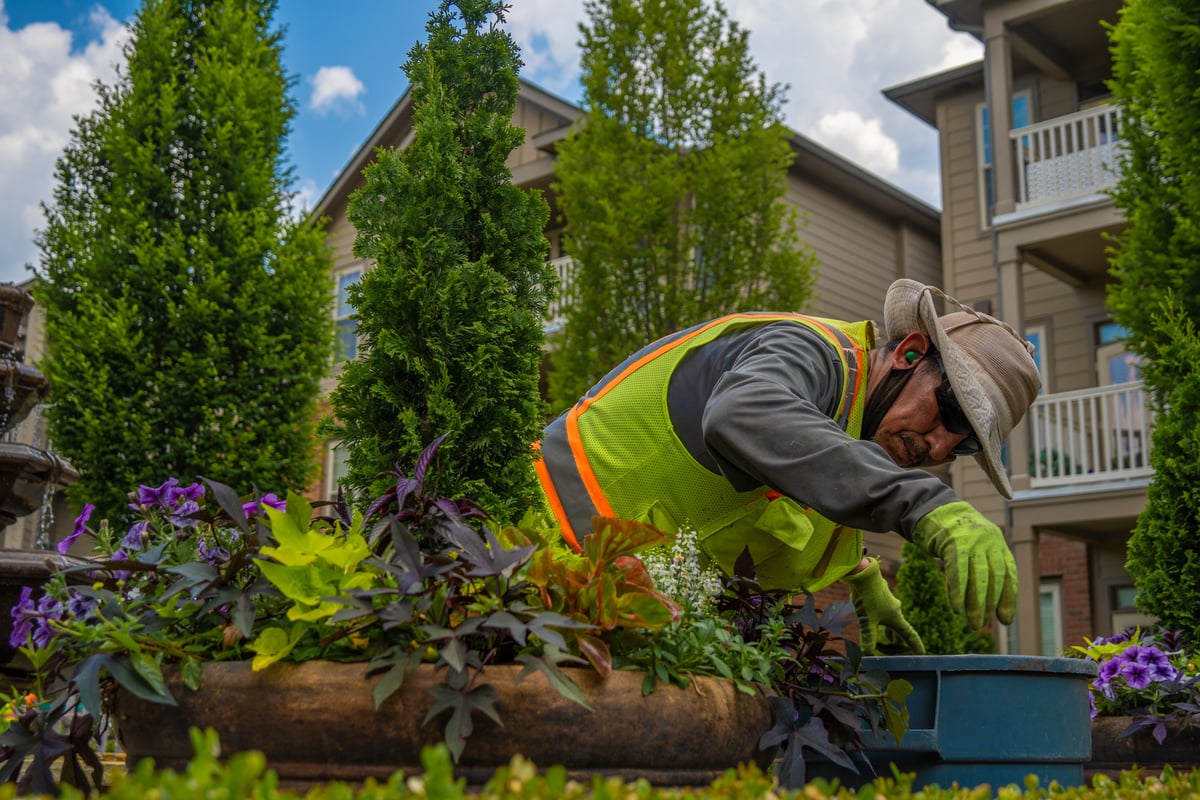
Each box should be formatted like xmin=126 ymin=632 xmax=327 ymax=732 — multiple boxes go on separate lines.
xmin=871 ymin=358 xmax=979 ymax=469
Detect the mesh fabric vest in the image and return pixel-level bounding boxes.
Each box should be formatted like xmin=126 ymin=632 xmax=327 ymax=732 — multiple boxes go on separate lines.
xmin=537 ymin=313 xmax=872 ymax=592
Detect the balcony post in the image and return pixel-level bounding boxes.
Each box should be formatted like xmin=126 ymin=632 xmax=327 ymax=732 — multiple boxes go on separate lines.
xmin=984 ymin=21 xmax=1017 ymax=218
xmin=998 ymin=258 xmax=1032 ymax=495
xmin=1009 ymin=516 xmax=1042 ymax=655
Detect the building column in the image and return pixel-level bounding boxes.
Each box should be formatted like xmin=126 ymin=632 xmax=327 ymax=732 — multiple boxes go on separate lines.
xmin=1010 ymin=514 xmax=1041 ymax=655
xmin=984 ymin=21 xmax=1016 ymax=217
xmin=997 ymin=257 xmax=1032 ymax=495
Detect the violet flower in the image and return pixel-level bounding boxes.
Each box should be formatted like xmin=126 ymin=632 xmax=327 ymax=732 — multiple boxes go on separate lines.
xmin=56 ymin=503 xmax=95 ymax=555
xmin=242 ymin=493 xmax=286 ymax=519
xmin=9 ymin=587 xmax=65 ymax=649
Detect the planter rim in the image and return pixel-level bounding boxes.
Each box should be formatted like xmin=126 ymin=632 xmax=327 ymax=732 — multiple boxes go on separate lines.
xmin=864 ymin=654 xmax=1098 ymax=677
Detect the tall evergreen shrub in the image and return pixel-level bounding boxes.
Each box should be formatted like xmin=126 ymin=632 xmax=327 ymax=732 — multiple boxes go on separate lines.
xmin=35 ymin=0 xmax=333 ymax=523
xmin=1108 ymin=0 xmax=1200 ymax=639
xmin=895 ymin=542 xmax=993 ymax=654
xmin=327 ymin=0 xmax=554 ymax=522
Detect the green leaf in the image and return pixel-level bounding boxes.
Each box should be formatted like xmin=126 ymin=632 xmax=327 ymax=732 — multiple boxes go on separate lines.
xmin=181 ymin=656 xmax=204 ymax=691
xmin=105 ymin=654 xmax=176 ymax=706
xmin=129 ymin=651 xmax=169 ymax=698
xmin=248 ymin=625 xmax=305 ymax=670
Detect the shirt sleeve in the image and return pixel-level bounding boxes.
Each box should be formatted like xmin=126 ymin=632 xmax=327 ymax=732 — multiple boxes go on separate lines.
xmin=699 ymin=322 xmax=957 ymax=537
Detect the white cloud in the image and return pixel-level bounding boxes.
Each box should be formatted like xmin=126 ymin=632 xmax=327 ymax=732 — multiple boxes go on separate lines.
xmin=309 ymin=65 xmax=365 ymax=116
xmin=288 ymin=178 xmax=320 ymax=220
xmin=809 ymin=110 xmax=899 ymax=176
xmin=507 ymin=0 xmax=585 ymax=96
xmin=0 ymin=4 xmax=129 ymax=284
xmin=505 ymin=0 xmax=979 ymax=207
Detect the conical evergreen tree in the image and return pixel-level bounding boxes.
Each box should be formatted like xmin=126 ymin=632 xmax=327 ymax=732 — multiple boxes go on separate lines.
xmin=35 ymin=0 xmax=333 ymax=523
xmin=1108 ymin=0 xmax=1200 ymax=641
xmin=327 ymin=0 xmax=553 ymax=521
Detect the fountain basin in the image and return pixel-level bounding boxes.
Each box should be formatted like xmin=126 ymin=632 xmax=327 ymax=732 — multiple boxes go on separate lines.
xmin=0 ymin=444 xmax=80 ymax=530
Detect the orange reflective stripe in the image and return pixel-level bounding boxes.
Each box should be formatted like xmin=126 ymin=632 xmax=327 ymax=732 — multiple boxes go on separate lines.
xmin=803 ymin=317 xmax=854 ymax=423
xmin=564 ymin=404 xmax=614 ymax=520
xmin=532 ymin=441 xmax=581 ymax=551
xmin=563 ymin=315 xmax=750 ymax=519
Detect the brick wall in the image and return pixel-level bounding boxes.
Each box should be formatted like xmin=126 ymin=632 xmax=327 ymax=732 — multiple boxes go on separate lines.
xmin=1039 ymin=534 xmax=1092 ymax=649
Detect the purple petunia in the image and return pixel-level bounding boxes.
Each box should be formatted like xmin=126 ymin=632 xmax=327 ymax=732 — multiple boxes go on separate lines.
xmin=1121 ymin=659 xmax=1152 ymax=690
xmin=135 ymin=478 xmax=181 ymax=509
xmin=56 ymin=503 xmax=95 ymax=555
xmin=241 ymin=493 xmax=286 ymax=519
xmin=9 ymin=587 xmax=66 ymax=649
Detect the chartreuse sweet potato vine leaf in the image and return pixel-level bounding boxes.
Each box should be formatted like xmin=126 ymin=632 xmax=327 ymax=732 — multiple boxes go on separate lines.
xmin=257 ymin=498 xmax=372 ymax=611
xmin=248 ymin=624 xmax=307 ymax=670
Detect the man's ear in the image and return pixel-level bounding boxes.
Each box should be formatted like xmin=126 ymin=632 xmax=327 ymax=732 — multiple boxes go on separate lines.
xmin=893 ymin=332 xmax=931 ymax=369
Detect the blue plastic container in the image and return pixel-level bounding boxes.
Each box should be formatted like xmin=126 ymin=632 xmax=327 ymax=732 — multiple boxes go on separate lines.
xmin=808 ymin=654 xmax=1099 ymax=790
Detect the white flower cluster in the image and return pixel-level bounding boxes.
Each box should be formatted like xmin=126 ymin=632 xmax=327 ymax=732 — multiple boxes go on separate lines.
xmin=641 ymin=523 xmax=725 ymax=616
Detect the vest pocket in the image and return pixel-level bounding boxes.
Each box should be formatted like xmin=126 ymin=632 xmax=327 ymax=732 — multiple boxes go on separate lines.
xmin=696 ymin=495 xmax=826 ymax=592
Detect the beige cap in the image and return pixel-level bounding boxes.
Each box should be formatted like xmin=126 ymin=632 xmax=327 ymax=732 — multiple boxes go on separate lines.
xmin=883 ymin=279 xmax=1041 ymax=498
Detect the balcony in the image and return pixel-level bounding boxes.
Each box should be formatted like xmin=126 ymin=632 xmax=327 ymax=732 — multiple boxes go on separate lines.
xmin=544 ymin=256 xmax=575 ymax=335
xmin=1012 ymin=105 xmax=1123 ymax=212
xmin=1026 ymin=381 xmax=1153 ymax=490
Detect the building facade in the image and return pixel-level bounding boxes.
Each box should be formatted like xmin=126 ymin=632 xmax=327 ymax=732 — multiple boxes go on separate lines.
xmin=886 ymin=0 xmax=1149 ymax=654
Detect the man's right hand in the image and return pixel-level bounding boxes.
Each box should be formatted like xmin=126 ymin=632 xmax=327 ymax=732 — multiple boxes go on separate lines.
xmin=912 ymin=501 xmax=1018 ymax=629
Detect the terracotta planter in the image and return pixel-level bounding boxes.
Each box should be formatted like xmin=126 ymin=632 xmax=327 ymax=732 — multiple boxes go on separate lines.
xmin=1087 ymin=716 xmax=1200 ymax=779
xmin=114 ymin=660 xmax=774 ymax=787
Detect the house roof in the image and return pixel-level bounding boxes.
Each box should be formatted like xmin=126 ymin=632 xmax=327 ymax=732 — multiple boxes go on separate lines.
xmin=313 ymin=77 xmax=939 ymax=234
xmin=883 ymin=60 xmax=985 ymax=127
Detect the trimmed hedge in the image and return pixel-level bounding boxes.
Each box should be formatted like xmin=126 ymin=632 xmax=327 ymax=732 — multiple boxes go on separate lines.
xmin=23 ymin=730 xmax=1200 ymax=800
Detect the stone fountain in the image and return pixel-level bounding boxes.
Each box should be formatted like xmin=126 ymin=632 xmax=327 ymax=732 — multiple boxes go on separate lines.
xmin=0 ymin=282 xmax=82 ymax=672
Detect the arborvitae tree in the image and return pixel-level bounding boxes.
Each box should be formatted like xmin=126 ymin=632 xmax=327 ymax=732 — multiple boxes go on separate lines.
xmin=548 ymin=0 xmax=817 ymax=410
xmin=1108 ymin=0 xmax=1200 ymax=640
xmin=895 ymin=541 xmax=966 ymax=654
xmin=35 ymin=0 xmax=333 ymax=524
xmin=895 ymin=541 xmax=993 ymax=654
xmin=327 ymin=0 xmax=553 ymax=522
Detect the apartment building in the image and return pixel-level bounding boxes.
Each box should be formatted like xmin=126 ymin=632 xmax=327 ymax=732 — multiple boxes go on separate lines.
xmin=885 ymin=0 xmax=1148 ymax=654
xmin=310 ymin=78 xmax=944 ymax=580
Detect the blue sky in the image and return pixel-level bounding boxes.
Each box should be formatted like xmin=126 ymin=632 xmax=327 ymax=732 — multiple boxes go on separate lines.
xmin=0 ymin=0 xmax=981 ymax=285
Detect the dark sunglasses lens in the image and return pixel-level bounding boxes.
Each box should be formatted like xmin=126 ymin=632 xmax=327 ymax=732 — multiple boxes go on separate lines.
xmin=936 ymin=382 xmax=982 ymax=455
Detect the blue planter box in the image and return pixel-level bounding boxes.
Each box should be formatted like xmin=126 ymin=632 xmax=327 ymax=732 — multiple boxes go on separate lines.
xmin=810 ymin=654 xmax=1098 ymax=790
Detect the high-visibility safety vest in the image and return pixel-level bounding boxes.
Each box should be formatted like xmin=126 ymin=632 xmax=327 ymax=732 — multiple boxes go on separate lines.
xmin=535 ymin=313 xmax=873 ymax=593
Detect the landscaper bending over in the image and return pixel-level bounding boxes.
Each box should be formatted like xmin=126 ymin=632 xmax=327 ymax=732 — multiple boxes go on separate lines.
xmin=534 ymin=279 xmax=1041 ymax=655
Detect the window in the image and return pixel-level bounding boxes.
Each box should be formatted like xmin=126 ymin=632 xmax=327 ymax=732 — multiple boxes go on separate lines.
xmin=1039 ymin=580 xmax=1064 ymax=656
xmin=325 ymin=440 xmax=352 ymax=501
xmin=335 ymin=268 xmax=362 ymax=362
xmin=976 ymin=91 xmax=1032 ymax=227
xmin=1026 ymin=321 xmax=1049 ymax=393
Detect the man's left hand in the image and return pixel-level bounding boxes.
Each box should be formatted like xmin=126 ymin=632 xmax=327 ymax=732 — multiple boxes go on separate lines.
xmin=843 ymin=557 xmax=925 ymax=655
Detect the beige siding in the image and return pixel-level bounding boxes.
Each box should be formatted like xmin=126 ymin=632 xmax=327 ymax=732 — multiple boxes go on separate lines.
xmin=786 ymin=179 xmax=937 ymax=324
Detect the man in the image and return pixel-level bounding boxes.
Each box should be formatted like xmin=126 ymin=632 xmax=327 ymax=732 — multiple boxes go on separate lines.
xmin=534 ymin=279 xmax=1041 ymax=654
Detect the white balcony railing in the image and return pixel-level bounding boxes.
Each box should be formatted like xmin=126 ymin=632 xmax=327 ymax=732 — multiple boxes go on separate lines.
xmin=1012 ymin=104 xmax=1123 ymax=211
xmin=544 ymin=255 xmax=575 ymax=334
xmin=1027 ymin=381 xmax=1153 ymax=489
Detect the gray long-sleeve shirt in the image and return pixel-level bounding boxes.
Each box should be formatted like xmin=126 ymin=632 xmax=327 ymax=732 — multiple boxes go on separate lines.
xmin=667 ymin=320 xmax=957 ymax=538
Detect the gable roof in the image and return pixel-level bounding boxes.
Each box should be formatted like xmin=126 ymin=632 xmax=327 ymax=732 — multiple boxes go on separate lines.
xmin=312 ymin=77 xmax=938 ymax=234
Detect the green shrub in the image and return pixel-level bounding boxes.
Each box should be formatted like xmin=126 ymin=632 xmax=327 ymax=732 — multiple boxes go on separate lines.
xmin=49 ymin=727 xmax=1200 ymax=800
xmin=894 ymin=542 xmax=992 ymax=654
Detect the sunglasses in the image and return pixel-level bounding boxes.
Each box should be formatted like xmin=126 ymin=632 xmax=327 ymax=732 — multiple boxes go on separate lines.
xmin=930 ymin=354 xmax=983 ymax=456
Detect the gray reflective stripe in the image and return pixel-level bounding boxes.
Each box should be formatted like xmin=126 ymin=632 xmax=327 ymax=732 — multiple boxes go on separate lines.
xmin=821 ymin=323 xmax=860 ymax=430
xmin=540 ymin=414 xmax=597 ymax=538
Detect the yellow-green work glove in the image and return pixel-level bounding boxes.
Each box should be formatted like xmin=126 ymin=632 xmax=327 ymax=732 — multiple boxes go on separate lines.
xmin=843 ymin=557 xmax=925 ymax=656
xmin=912 ymin=501 xmax=1018 ymax=629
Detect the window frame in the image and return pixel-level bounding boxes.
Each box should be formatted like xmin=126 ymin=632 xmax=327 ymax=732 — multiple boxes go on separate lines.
xmin=976 ymin=90 xmax=1033 ymax=229
xmin=335 ymin=267 xmax=363 ymax=363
